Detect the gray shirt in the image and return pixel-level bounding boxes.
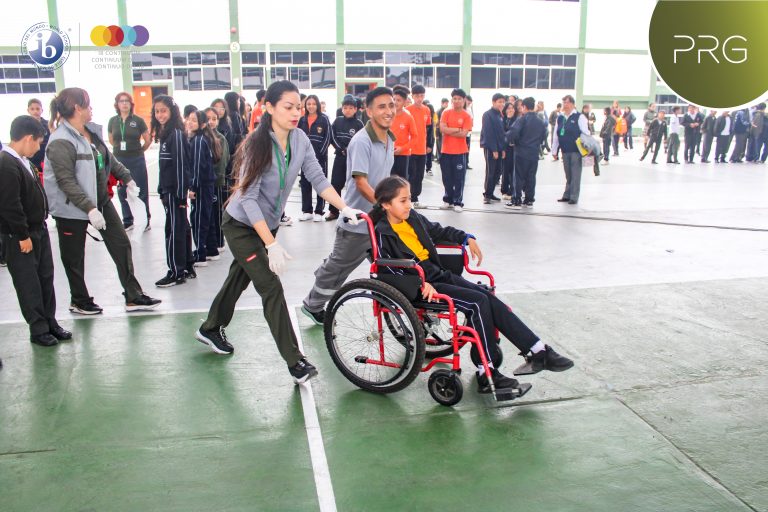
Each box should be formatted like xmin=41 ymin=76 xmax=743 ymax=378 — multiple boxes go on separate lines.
xmin=339 ymin=122 xmax=395 ymax=234
xmin=226 ymin=129 xmax=331 ymax=230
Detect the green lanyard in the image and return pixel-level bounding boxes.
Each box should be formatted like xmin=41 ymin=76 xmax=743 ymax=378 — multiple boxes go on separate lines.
xmin=272 ymin=137 xmax=291 ymax=214
xmin=119 ymin=116 xmax=126 ymax=141
xmin=91 ymin=143 xmax=104 ymax=170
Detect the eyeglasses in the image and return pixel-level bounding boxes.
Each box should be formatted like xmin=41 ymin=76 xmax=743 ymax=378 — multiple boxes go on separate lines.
xmin=118 ymin=100 xmax=131 ymax=104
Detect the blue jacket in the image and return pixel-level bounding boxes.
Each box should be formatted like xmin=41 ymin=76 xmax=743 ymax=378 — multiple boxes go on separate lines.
xmin=507 ymin=112 xmax=547 ymax=161
xmin=480 ymin=108 xmax=506 ymax=152
xmin=734 ymin=110 xmax=751 ymax=134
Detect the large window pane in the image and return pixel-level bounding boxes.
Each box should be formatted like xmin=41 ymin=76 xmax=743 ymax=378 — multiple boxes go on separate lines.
xmin=524 ymin=68 xmax=537 ymax=88
xmin=22 ymin=82 xmax=39 ymax=93
xmin=40 ymin=82 xmax=56 ymax=93
xmin=537 ymin=68 xmax=550 ymax=89
xmin=270 ymin=67 xmax=288 ymax=81
xmin=346 ymin=51 xmax=365 ymax=64
xmin=21 ymin=68 xmax=38 ymax=79
xmin=322 ymin=52 xmax=335 ymax=64
xmin=204 ymin=67 xmax=231 ymax=90
xmin=153 ymin=69 xmax=172 ymax=80
xmin=174 ymin=68 xmax=188 ymax=90
xmin=436 ymin=67 xmax=460 ymax=88
xmin=311 ymin=52 xmax=323 ymax=63
xmin=133 ymin=70 xmax=154 ymax=81
xmin=216 ymin=52 xmax=230 ymax=65
xmin=289 ymin=67 xmax=310 ymax=89
xmin=525 ymin=54 xmax=538 ymax=65
xmin=242 ymin=68 xmax=264 ymax=90
xmin=188 ymin=53 xmax=202 ymax=65
xmin=551 ymin=68 xmax=576 ymax=89
xmin=188 ymin=68 xmax=203 ymax=91
xmin=5 ymin=68 xmax=20 ymax=79
xmin=411 ymin=67 xmax=434 ymax=88
xmin=564 ymin=55 xmax=577 ymax=67
xmin=152 ymin=53 xmax=171 ymax=66
xmin=346 ymin=66 xmax=383 ymax=78
xmin=38 ymin=68 xmax=55 ymax=79
xmin=292 ymin=52 xmax=309 ymax=65
xmin=385 ymin=52 xmax=403 ymax=64
xmin=202 ymin=52 xmax=217 ymax=65
xmin=131 ymin=53 xmax=151 ymax=67
xmin=471 ymin=67 xmax=496 ymax=88
xmin=6 ymin=83 xmax=21 ymax=93
xmin=311 ymin=67 xmax=335 ymax=89
xmin=173 ymin=52 xmax=187 ymax=66
xmin=499 ymin=68 xmax=523 ymax=89
xmin=242 ymin=52 xmax=264 ymax=65
xmin=385 ymin=66 xmax=409 ymax=88
xmin=273 ymin=52 xmax=292 ymax=64
xmin=445 ymin=53 xmax=460 ymax=65
xmin=365 ymin=51 xmax=383 ymax=63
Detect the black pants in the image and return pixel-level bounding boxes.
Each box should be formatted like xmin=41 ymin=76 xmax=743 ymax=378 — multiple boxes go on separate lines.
xmin=641 ymin=138 xmax=663 ymax=162
xmin=162 ymin=193 xmax=193 ymax=278
xmin=54 ymin=201 xmax=143 ymax=305
xmin=206 ymin=185 xmax=223 ymax=257
xmin=625 ymin=128 xmax=634 ymax=149
xmin=116 ymin=155 xmax=151 ymax=227
xmin=612 ymin=134 xmax=620 ymax=155
xmin=701 ymin=134 xmax=714 ymax=161
xmin=501 ymin=147 xmax=515 ymax=196
xmin=408 ymin=154 xmax=427 ymax=202
xmin=684 ymin=134 xmax=697 ymax=162
xmin=602 ymin=136 xmax=612 ymax=161
xmin=430 ymin=269 xmax=538 ymax=369
xmin=716 ymin=135 xmax=732 ymax=161
xmin=202 ymin=214 xmax=303 ymax=367
xmin=191 ymin=182 xmax=215 ymax=263
xmin=300 ymin=154 xmax=327 ymax=214
xmin=482 ymin=149 xmax=503 ymax=198
xmin=328 ymin=153 xmax=348 ymax=215
xmin=391 ymin=155 xmax=410 ymax=179
xmin=2 ymin=228 xmax=60 ymax=336
xmin=440 ymin=154 xmax=467 ymax=206
xmin=426 ymin=144 xmax=434 ymax=171
xmin=514 ymin=156 xmax=538 ymax=204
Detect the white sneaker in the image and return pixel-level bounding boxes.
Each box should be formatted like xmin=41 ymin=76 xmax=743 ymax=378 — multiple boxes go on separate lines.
xmin=299 ymin=213 xmax=313 ymax=221
xmin=313 ymin=214 xmax=324 ymax=222
xmin=218 ymin=246 xmax=227 ymax=253
xmin=502 ymin=194 xmax=512 ymax=201
xmin=453 ymin=205 xmax=463 ymax=213
xmin=193 ymin=261 xmax=208 ymax=267
xmin=280 ymin=214 xmax=293 ymax=226
xmin=441 ymin=202 xmax=451 ymax=209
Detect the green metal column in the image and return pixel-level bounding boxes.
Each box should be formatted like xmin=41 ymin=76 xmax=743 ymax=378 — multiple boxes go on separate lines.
xmin=335 ymin=0 xmax=345 ymax=106
xmin=46 ymin=0 xmax=65 ymax=90
xmin=117 ymin=0 xmax=132 ymax=93
xmin=575 ymin=0 xmax=588 ymax=105
xmin=461 ymin=0 xmax=472 ymax=92
xmin=229 ymin=0 xmax=241 ymax=93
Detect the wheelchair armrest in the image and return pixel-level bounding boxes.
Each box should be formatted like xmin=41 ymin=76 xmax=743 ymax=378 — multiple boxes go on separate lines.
xmin=375 ymin=258 xmax=418 ymax=268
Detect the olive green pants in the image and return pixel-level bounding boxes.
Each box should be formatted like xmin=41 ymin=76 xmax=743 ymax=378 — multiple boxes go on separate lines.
xmin=202 ymin=213 xmax=302 ymax=367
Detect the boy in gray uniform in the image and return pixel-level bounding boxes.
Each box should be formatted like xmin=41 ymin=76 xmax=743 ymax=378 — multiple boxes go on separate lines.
xmin=302 ymin=87 xmax=396 ymax=324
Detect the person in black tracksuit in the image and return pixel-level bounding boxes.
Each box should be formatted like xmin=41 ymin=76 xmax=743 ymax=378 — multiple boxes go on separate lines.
xmin=506 ymin=97 xmax=547 ymax=208
xmin=479 ymin=93 xmax=507 ymax=203
xmin=298 ymin=95 xmax=332 ymax=218
xmin=501 ymin=103 xmax=518 ymax=199
xmin=424 ymin=100 xmax=436 ymax=174
xmin=327 ymin=97 xmax=364 ymax=221
xmin=152 ymin=96 xmax=192 ymax=287
xmin=211 ymin=98 xmax=236 ymax=247
xmin=371 ymin=176 xmax=574 ymax=392
xmin=187 ymin=110 xmax=219 ymax=266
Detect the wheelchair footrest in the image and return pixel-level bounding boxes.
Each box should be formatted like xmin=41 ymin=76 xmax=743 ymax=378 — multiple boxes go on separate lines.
xmin=512 ymin=360 xmax=541 ymax=376
xmin=494 ymin=383 xmax=532 ymax=402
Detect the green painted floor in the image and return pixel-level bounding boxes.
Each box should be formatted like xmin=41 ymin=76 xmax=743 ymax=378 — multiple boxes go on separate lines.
xmin=2 ymin=278 xmax=767 ymax=511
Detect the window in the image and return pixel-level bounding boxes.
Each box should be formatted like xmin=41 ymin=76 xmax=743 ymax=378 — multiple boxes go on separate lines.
xmin=536 ymin=69 xmax=550 ymax=89
xmin=173 ymin=53 xmax=187 ymax=66
xmin=345 ymin=51 xmax=383 ymax=64
xmin=133 ymin=51 xmax=231 ymax=91
xmin=151 ymin=53 xmax=171 ymax=66
xmin=188 ymin=68 xmax=202 ymax=91
xmin=242 ymin=52 xmax=266 ymax=65
xmin=261 ymin=51 xmax=335 ymax=90
xmin=289 ymin=67 xmax=310 ymax=89
xmin=174 ymin=68 xmax=188 ymax=90
xmin=471 ymin=51 xmax=576 ymax=90
xmin=242 ymin=68 xmax=264 ymax=90
xmin=347 ymin=66 xmax=384 ymax=79
xmin=551 ymin=68 xmax=575 ymax=89
xmin=499 ymin=68 xmax=523 ymax=89
xmin=411 ymin=67 xmax=434 ymax=88
xmin=471 ymin=67 xmax=496 ymax=89
xmin=436 ymin=67 xmax=460 ymax=88
xmin=241 ymin=52 xmax=267 ymax=90
xmin=386 ymin=66 xmax=409 ymax=87
xmin=204 ymin=67 xmax=231 ymax=90
xmin=311 ymin=67 xmax=334 ymax=89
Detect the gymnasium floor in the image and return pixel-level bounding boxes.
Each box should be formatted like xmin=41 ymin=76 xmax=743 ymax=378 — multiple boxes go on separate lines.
xmin=2 ymin=142 xmax=767 ymax=511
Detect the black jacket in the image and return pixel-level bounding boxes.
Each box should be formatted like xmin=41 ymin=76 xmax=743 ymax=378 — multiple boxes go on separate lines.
xmin=29 ymin=118 xmax=50 ymax=169
xmin=374 ymin=209 xmax=467 ymax=283
xmin=701 ymin=115 xmax=717 ymax=136
xmin=648 ymin=119 xmax=668 ymax=143
xmin=158 ymin=127 xmax=191 ymax=200
xmin=480 ymin=108 xmax=506 ymax=152
xmin=0 ymin=151 xmax=48 ymax=238
xmin=683 ymin=112 xmax=705 ymax=138
xmin=298 ymin=114 xmax=332 ymax=160
xmin=330 ymin=116 xmax=364 ymax=155
xmin=507 ymin=112 xmax=547 ymax=161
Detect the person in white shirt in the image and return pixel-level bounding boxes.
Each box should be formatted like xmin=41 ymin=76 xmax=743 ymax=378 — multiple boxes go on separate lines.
xmin=666 ymin=106 xmax=682 ymax=164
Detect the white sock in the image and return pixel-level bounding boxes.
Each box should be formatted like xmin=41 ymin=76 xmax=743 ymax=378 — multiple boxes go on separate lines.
xmin=530 ymin=341 xmax=546 ymax=354
xmin=476 ymin=363 xmax=494 ymax=375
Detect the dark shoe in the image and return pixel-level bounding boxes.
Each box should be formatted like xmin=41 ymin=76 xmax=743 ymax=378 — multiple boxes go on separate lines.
xmin=155 ymin=273 xmax=186 ymax=288
xmin=289 ymin=358 xmax=318 ymax=384
xmin=489 ymin=195 xmax=501 ymax=202
xmin=185 ymin=268 xmax=197 ymax=279
xmin=557 ymin=197 xmax=570 ymax=202
xmin=0 ymin=258 xmax=6 ymax=267
xmin=568 ymin=200 xmax=578 ymax=205
xmin=50 ymin=326 xmax=72 ymax=340
xmin=701 ymin=159 xmax=710 ymax=163
xmin=301 ymin=305 xmax=325 ymax=326
xmin=195 ymin=326 xmax=234 ymax=354
xmin=123 ymin=223 xmax=134 ymax=232
xmin=125 ymin=293 xmax=162 ymax=312
xmin=514 ymin=345 xmax=574 ymax=375
xmin=477 ymin=369 xmax=519 ymax=393
xmin=69 ymin=301 xmax=103 ymax=315
xmin=483 ymin=197 xmax=491 ymax=204
xmin=31 ymin=333 xmax=58 ymax=347
xmin=325 ymin=212 xmax=339 ymax=221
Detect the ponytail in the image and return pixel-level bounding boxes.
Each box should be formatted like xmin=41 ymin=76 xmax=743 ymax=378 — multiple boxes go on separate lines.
xmin=49 ymin=87 xmax=90 ymax=130
xmin=368 ymin=175 xmax=410 ymax=225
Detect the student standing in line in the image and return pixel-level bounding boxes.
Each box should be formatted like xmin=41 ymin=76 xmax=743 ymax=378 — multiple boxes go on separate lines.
xmin=194 ymin=81 xmax=363 ymax=384
xmin=582 ymin=104 xmax=596 ymax=136
xmin=642 ymin=103 xmax=657 ymax=148
xmin=301 ymin=87 xmax=396 ymax=325
xmin=203 ymin=107 xmax=230 ymax=260
xmin=729 ymin=109 xmax=751 ymax=163
xmin=439 ymin=89 xmax=473 ymax=212
xmin=551 ymin=95 xmax=589 ymax=205
xmin=26 ymin=98 xmax=50 ymax=172
xmin=297 ymin=95 xmax=332 ymax=222
xmin=480 ymin=93 xmax=506 ymax=204
xmin=501 ymin=102 xmax=517 ymax=201
xmin=436 ymin=98 xmax=449 ymax=161
xmin=600 ymin=107 xmax=616 ymax=165
xmin=406 ymin=85 xmax=433 ymax=208
xmin=612 ymin=110 xmax=625 ymax=156
xmin=225 ymin=92 xmax=246 ymax=151
xmin=639 ymin=111 xmax=668 ymax=164
xmin=186 ymin=110 xmax=221 ymax=268
xmin=506 ymin=97 xmax=547 ymax=210
xmin=700 ymin=110 xmax=717 ymax=163
xmin=746 ymin=103 xmax=765 ymax=163
xmin=389 ymin=86 xmax=417 ymax=180
xmin=714 ymin=111 xmax=733 ymax=163
xmin=44 ymin=88 xmax=161 ymax=314
xmin=152 ymin=95 xmax=194 ymax=287
xmin=1 ymin=115 xmax=71 ymax=348
xmin=326 ymin=95 xmax=364 ymax=221
xmin=666 ymin=106 xmax=682 ymax=164
xmin=108 ymin=92 xmax=152 ymax=232
xmin=424 ymin=99 xmax=436 ymax=176
xmin=623 ymin=107 xmax=636 ymax=150
xmin=682 ymin=105 xmax=704 ymax=163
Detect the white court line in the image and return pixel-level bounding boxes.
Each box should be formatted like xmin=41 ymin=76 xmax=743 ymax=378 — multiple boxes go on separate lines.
xmin=288 ymin=307 xmax=337 ymax=512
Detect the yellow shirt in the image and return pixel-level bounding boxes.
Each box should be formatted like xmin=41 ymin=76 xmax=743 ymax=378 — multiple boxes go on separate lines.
xmin=390 ymin=220 xmax=429 ymax=261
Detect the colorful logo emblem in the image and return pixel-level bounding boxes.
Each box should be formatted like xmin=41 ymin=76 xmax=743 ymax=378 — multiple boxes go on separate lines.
xmin=21 ymin=22 xmax=70 ymax=69
xmin=90 ymin=25 xmax=149 ymax=47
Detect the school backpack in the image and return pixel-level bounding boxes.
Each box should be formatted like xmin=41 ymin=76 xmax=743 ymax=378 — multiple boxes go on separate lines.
xmin=615 ymin=116 xmax=627 ymax=135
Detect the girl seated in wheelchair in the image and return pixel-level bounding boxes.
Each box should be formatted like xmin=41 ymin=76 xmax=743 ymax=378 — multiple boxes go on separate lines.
xmin=370 ymin=176 xmax=574 ymax=393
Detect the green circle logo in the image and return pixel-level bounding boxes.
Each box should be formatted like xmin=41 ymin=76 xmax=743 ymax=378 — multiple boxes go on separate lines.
xmin=649 ymin=0 xmax=768 ymax=109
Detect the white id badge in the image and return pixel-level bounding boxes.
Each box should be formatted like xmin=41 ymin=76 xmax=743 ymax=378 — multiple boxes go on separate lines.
xmin=120 ymin=141 xmax=127 ymax=151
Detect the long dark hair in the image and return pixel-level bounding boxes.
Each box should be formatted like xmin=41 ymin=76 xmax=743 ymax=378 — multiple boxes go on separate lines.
xmin=231 ymin=80 xmax=299 ymax=197
xmin=49 ymin=87 xmax=90 ymax=130
xmin=369 ymin=176 xmax=409 ymax=225
xmin=151 ymin=95 xmax=184 ymax=142
xmin=303 ymin=95 xmax=321 ymax=118
xmin=189 ymin=110 xmax=222 ymax=163
xmin=211 ymin=98 xmax=231 ymax=131
xmin=224 ymin=92 xmax=240 ymax=118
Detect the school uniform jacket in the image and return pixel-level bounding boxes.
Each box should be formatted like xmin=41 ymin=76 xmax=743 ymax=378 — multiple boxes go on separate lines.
xmin=507 ymin=112 xmax=547 ymax=161
xmin=0 ymin=151 xmax=48 ymax=238
xmin=374 ymin=209 xmax=468 ymax=283
xmin=298 ymin=113 xmax=332 ymax=160
xmin=683 ymin=113 xmax=705 ymax=139
xmin=479 ymin=108 xmax=506 ymax=153
xmin=158 ymin=127 xmax=191 ymax=201
xmin=189 ymin=133 xmax=216 ymax=193
xmin=330 ymin=116 xmax=365 ymax=155
xmin=648 ymin=119 xmax=668 ymax=143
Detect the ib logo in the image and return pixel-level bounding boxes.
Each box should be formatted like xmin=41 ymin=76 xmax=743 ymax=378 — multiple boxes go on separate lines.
xmin=21 ymin=23 xmax=70 ymax=69
xmin=649 ymin=1 xmax=768 ymax=109
xmin=90 ymin=25 xmax=149 ymax=47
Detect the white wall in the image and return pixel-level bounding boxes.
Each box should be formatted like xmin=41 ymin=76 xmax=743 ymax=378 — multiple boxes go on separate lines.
xmin=124 ymin=0 xmax=230 ymax=45
xmin=473 ymin=0 xmax=581 ymax=48
xmin=585 ymin=0 xmax=656 ymax=51
xmin=56 ymin=0 xmax=118 ymax=40
xmin=1 ymin=0 xmax=49 ymax=46
xmin=239 ymin=0 xmax=336 ymax=45
xmin=583 ymin=53 xmax=652 ymax=97
xmin=345 ymin=0 xmax=463 ymax=45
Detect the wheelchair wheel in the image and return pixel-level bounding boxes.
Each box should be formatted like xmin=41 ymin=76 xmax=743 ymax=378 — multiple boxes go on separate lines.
xmin=428 ymin=370 xmax=463 ymax=406
xmin=325 ymin=279 xmax=425 ymax=394
xmin=422 ymin=311 xmax=467 ymax=359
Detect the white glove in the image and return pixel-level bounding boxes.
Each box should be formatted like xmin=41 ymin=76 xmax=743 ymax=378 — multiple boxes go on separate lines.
xmin=126 ymin=180 xmax=140 ymax=199
xmin=341 ymin=206 xmax=365 ymax=226
xmin=265 ymin=240 xmax=293 ymax=276
xmin=88 ymin=208 xmax=106 ymax=230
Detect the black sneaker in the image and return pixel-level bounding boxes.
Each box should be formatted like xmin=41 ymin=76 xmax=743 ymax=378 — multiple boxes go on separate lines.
xmin=489 ymin=195 xmax=501 ymax=202
xmin=50 ymin=326 xmax=72 ymax=340
xmin=30 ymin=333 xmax=58 ymax=347
xmin=185 ymin=268 xmax=197 ymax=279
xmin=124 ymin=293 xmax=162 ymax=312
xmin=195 ymin=326 xmax=234 ymax=355
xmin=69 ymin=301 xmax=103 ymax=315
xmin=301 ymin=305 xmax=325 ymax=326
xmin=514 ymin=345 xmax=574 ymax=375
xmin=0 ymin=258 xmax=7 ymax=267
xmin=155 ymin=273 xmax=186 ymax=288
xmin=476 ymin=369 xmax=520 ymax=393
xmin=289 ymin=358 xmax=318 ymax=384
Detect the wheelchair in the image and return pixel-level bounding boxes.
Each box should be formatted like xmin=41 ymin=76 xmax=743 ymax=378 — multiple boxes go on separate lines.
xmin=323 ymin=213 xmax=531 ymax=407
